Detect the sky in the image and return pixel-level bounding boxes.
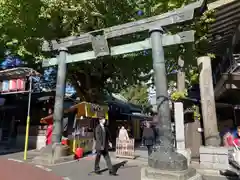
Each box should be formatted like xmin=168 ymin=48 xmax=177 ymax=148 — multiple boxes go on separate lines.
xmin=43 ymin=67 xmax=75 ymax=94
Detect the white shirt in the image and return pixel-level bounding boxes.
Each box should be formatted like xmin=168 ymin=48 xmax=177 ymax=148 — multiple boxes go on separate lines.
xmin=100 ymin=124 xmax=105 ymax=132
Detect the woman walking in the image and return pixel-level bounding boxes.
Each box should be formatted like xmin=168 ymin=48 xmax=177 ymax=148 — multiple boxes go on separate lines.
xmin=118 ymin=126 xmax=129 ymax=141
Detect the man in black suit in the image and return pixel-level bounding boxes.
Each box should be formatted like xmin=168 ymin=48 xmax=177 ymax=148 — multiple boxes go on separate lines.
xmin=94 ymin=117 xmax=116 ymax=175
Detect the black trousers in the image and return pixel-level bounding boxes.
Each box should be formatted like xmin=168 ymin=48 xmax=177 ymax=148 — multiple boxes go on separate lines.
xmin=146 ymin=145 xmax=153 ymax=156
xmin=94 ymin=150 xmax=113 ymax=172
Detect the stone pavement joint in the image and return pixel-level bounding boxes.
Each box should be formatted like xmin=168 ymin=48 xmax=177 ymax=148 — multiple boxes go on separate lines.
xmin=8 ymin=158 xmax=24 ymax=163
xmin=35 ymin=164 xmax=52 ymax=172
xmin=62 ymin=177 xmax=71 ymax=180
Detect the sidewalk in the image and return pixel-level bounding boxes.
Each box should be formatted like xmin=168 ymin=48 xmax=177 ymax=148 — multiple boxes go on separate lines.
xmin=0 ymin=158 xmax=63 ymax=180
xmin=1 ymin=148 xmax=236 ymax=180
xmin=0 ymin=149 xmax=144 ymax=180
xmin=0 ymin=147 xmax=149 ymax=164
xmin=50 ymin=155 xmax=142 ymax=180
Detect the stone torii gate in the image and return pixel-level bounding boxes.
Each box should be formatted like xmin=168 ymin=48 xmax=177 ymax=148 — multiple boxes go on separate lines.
xmin=41 ymin=0 xmax=207 ymax=176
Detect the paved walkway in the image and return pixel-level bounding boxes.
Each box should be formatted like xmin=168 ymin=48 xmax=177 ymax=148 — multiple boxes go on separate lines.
xmin=0 ymin=158 xmax=63 ymax=180
xmin=50 ymin=157 xmax=141 ymax=180
xmin=0 ymin=149 xmax=228 ymax=180
xmin=0 ymin=150 xmax=144 ymax=180
xmin=1 ymin=147 xmax=234 ymax=180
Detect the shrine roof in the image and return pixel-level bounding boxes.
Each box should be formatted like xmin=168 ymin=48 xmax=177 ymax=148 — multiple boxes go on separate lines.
xmin=208 ymin=0 xmax=240 ymax=54
xmin=0 ymin=67 xmax=40 ymax=80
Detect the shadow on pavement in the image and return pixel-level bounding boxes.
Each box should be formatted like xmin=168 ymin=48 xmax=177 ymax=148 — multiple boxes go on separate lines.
xmin=92 ymin=160 xmax=128 ymax=174
xmin=0 ymin=146 xmax=24 ymax=156
xmin=120 ymin=164 xmax=138 ymax=169
xmin=218 ymin=170 xmax=240 ymax=180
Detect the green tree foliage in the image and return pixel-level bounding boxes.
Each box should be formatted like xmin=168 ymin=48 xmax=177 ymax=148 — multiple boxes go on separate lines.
xmin=120 ymin=85 xmax=150 ymax=108
xmin=0 ymin=0 xmax=215 ymax=102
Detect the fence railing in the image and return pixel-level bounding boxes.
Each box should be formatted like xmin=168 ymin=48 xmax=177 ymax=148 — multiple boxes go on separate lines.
xmin=212 ymin=54 xmax=240 ymax=86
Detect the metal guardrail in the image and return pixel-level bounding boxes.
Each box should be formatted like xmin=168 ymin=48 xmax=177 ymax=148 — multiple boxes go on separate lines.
xmin=228 ymin=54 xmax=240 ymax=73
xmin=212 ymin=54 xmax=240 ymax=86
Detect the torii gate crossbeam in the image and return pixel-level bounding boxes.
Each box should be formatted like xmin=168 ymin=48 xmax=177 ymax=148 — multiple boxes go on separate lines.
xmin=42 ymin=0 xmax=203 ymax=53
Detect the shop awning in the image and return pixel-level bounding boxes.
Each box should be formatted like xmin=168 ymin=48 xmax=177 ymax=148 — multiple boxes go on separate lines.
xmin=0 ymin=105 xmax=16 ymax=110
xmin=40 ymin=102 xmax=78 ymax=124
xmin=121 ymin=112 xmax=151 ymax=120
xmin=40 ymin=102 xmax=108 ymax=124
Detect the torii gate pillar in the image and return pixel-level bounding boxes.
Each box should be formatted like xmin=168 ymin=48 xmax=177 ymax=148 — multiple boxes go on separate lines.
xmin=148 ymin=27 xmax=188 ymax=171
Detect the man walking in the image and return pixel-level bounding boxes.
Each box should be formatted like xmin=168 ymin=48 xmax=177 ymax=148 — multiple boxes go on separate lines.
xmin=142 ymin=121 xmax=155 ymax=157
xmin=94 ymin=116 xmax=116 ymax=176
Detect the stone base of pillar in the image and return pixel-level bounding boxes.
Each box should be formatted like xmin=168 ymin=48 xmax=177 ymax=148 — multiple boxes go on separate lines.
xmin=141 ymin=167 xmax=202 ymax=180
xmin=199 ymin=146 xmax=229 ymax=170
xmin=176 ymin=148 xmax=191 ymax=167
xmin=33 ymin=143 xmax=70 ymax=165
xmin=205 ymin=135 xmax=221 ymax=147
xmin=148 ymin=149 xmax=188 ymax=171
